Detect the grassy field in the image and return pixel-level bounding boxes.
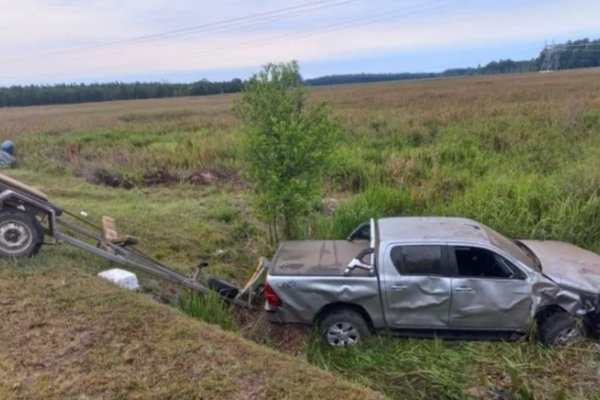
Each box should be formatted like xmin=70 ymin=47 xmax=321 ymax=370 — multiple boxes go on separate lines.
xmin=1 ymin=68 xmax=600 ymax=399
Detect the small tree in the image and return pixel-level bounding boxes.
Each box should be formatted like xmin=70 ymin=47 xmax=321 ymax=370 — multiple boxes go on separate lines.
xmin=234 ymin=61 xmax=338 ymax=242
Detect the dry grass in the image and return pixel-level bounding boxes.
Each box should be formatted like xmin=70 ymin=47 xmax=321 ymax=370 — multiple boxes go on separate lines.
xmin=0 ymin=265 xmax=380 ymax=400
xmin=0 ymin=94 xmax=236 ymax=137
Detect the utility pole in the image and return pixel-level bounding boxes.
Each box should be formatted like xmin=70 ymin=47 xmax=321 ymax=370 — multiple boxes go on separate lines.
xmin=540 ymin=41 xmax=560 ymax=72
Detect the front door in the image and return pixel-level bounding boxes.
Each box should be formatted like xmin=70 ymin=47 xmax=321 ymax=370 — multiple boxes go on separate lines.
xmin=448 ymin=246 xmax=532 ymax=330
xmin=382 ymin=244 xmax=452 ymax=328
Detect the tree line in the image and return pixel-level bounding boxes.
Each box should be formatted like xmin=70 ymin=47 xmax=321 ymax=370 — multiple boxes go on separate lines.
xmin=1 ymin=37 xmax=599 ymax=107
xmin=305 ymin=38 xmax=600 ymax=86
xmin=0 ymin=79 xmax=243 ymax=107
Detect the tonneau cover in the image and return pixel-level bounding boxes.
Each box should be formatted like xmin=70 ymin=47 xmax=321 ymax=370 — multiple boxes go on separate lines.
xmin=270 ymin=240 xmax=369 ymax=276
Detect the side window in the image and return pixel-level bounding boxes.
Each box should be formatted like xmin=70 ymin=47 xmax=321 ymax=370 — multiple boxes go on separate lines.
xmin=390 ymin=245 xmax=443 ymax=276
xmin=453 ymin=247 xmax=524 ymax=279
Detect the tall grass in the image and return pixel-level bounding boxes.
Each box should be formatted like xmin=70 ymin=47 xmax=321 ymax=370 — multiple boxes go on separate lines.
xmin=309 ymin=337 xmax=472 ymax=399
xmin=309 ymin=336 xmax=600 ymax=400
xmin=178 ymin=291 xmax=238 ymax=332
xmin=325 ymin=185 xmax=415 ymax=238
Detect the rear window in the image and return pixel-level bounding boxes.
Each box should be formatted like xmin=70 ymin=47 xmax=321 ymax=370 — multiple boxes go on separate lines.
xmin=390 ymin=245 xmax=443 ymax=276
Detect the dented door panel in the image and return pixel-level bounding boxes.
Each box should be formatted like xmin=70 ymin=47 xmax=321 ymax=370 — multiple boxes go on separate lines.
xmin=384 ymin=276 xmax=452 ymax=327
xmin=381 ymin=243 xmax=452 ymax=328
xmin=449 ymin=278 xmax=532 ymax=330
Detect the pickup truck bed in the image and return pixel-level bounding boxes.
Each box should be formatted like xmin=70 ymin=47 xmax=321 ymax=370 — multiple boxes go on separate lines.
xmin=270 ymin=240 xmax=369 ymax=276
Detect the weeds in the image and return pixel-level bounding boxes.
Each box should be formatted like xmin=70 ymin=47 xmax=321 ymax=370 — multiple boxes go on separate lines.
xmin=310 ymin=335 xmax=600 ymax=400
xmin=179 ymin=291 xmax=238 ymax=332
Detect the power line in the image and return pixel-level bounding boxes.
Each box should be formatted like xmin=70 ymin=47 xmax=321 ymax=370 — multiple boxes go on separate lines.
xmin=72 ymin=0 xmax=462 ymax=78
xmin=184 ymin=0 xmax=469 ymax=63
xmin=1 ymin=0 xmax=360 ymax=63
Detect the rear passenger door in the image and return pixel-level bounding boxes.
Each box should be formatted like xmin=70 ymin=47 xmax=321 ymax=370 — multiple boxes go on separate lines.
xmin=382 ymin=244 xmax=452 ymax=328
xmin=448 ymin=246 xmax=532 ymax=330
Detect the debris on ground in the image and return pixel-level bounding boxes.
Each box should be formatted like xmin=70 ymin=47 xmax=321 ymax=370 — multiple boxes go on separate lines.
xmin=86 ymin=167 xmax=133 ymax=189
xmin=142 ymin=167 xmax=181 ymax=186
xmin=187 ymin=170 xmax=216 ymax=185
xmin=0 ymin=140 xmax=16 ymax=169
xmin=186 ymin=167 xmax=243 ymax=187
xmin=98 ymin=268 xmax=141 ymax=291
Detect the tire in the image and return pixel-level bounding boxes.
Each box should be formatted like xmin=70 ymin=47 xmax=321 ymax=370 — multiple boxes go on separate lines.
xmin=0 ymin=209 xmax=43 ymax=258
xmin=206 ymin=276 xmax=239 ymax=299
xmin=319 ymin=309 xmax=370 ymax=347
xmin=539 ymin=311 xmax=586 ymax=346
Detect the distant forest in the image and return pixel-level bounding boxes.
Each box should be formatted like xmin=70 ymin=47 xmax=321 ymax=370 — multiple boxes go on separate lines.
xmin=1 ymin=37 xmax=599 ymax=107
xmin=305 ymin=38 xmax=600 ymax=86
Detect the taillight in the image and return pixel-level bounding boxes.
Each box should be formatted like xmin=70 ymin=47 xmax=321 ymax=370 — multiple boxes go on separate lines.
xmin=264 ymin=282 xmax=282 ymax=307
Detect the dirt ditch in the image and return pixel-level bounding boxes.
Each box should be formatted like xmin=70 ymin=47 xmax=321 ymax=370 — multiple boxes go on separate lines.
xmin=85 ymin=166 xmax=243 ymax=189
xmin=140 ymin=275 xmax=310 ymax=356
xmin=86 ymin=167 xmax=134 ymax=189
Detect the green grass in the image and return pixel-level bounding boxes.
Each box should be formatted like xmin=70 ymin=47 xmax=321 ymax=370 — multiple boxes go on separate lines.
xmin=310 ymin=336 xmax=600 ymax=399
xmin=179 ymin=292 xmax=238 ymax=332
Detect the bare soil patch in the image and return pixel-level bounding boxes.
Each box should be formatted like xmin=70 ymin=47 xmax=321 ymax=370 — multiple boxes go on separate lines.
xmin=186 ymin=167 xmax=244 ymax=187
xmin=85 ymin=167 xmax=134 ymax=189
xmin=142 ymin=167 xmax=181 ymax=186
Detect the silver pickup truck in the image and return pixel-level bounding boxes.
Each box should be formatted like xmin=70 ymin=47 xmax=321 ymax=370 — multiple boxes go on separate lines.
xmin=264 ymin=217 xmax=600 ymax=346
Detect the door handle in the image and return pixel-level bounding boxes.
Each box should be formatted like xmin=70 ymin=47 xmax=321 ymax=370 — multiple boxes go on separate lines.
xmin=390 ymin=284 xmax=407 ymax=291
xmin=454 ymin=286 xmax=474 ymax=292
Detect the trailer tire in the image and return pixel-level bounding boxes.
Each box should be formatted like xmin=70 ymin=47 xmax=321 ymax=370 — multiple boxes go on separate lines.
xmin=0 ymin=209 xmax=43 ymax=258
xmin=206 ymin=276 xmax=239 ymax=299
xmin=319 ymin=309 xmax=370 ymax=347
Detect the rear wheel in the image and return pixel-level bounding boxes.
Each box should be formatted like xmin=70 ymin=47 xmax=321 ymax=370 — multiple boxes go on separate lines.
xmin=319 ymin=309 xmax=370 ymax=346
xmin=539 ymin=311 xmax=586 ymax=346
xmin=0 ymin=209 xmax=43 ymax=258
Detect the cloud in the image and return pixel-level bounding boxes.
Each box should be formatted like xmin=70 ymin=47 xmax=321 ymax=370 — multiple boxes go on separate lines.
xmin=0 ymin=0 xmax=598 ymax=83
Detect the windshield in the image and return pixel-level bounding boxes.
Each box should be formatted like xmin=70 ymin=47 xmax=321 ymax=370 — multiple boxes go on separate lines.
xmin=482 ymin=225 xmax=539 ymax=271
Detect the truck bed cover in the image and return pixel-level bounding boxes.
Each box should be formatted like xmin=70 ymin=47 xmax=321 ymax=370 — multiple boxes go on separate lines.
xmin=270 ymin=240 xmax=369 ymax=276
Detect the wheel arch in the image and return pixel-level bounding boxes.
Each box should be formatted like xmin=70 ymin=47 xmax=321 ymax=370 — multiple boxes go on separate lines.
xmin=534 ymin=304 xmax=569 ymax=325
xmin=0 ymin=191 xmax=58 ymax=235
xmin=314 ymin=302 xmax=375 ymax=332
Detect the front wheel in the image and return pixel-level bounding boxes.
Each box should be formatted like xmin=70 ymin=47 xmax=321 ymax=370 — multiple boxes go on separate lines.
xmin=0 ymin=209 xmax=43 ymax=258
xmin=539 ymin=311 xmax=586 ymax=346
xmin=319 ymin=309 xmax=370 ymax=346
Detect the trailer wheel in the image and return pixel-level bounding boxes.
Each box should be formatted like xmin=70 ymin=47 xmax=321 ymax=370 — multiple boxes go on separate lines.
xmin=319 ymin=309 xmax=370 ymax=347
xmin=0 ymin=209 xmax=43 ymax=258
xmin=206 ymin=276 xmax=239 ymax=299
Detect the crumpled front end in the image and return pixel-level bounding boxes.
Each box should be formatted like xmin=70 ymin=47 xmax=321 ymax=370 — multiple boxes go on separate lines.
xmin=531 ymin=274 xmax=600 ymax=335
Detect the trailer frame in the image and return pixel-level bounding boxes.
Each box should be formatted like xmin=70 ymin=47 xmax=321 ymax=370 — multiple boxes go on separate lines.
xmin=0 ymin=173 xmax=263 ymax=308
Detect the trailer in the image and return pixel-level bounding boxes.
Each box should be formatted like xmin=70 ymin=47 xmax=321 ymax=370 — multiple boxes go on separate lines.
xmin=0 ymin=173 xmax=266 ymax=308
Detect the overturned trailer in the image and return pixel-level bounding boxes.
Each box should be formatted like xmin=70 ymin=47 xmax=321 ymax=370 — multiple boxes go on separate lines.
xmin=0 ymin=173 xmax=265 ymax=308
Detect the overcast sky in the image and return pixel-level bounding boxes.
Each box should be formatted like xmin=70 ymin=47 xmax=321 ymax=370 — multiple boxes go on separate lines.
xmin=0 ymin=0 xmax=598 ymax=85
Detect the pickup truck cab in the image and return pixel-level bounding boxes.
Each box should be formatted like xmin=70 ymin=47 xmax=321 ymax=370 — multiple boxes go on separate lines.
xmin=264 ymin=217 xmax=600 ymax=346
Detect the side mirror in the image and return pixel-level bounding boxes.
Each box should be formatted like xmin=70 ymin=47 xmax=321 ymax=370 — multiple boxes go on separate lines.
xmin=344 ymin=248 xmax=374 ymax=276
